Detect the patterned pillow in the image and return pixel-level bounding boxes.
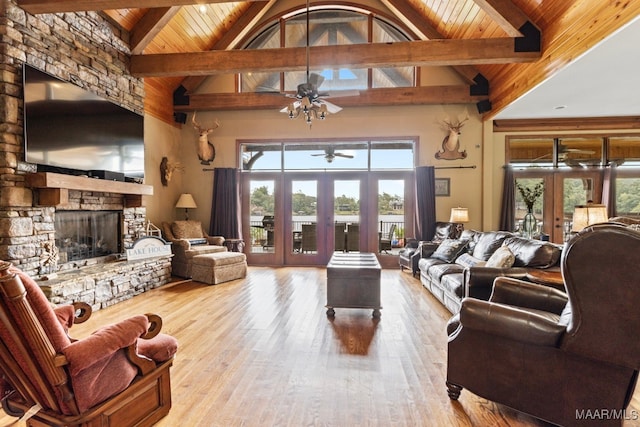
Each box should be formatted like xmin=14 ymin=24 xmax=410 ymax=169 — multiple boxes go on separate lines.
xmin=485 ymin=245 xmax=516 ymax=268
xmin=431 ymin=239 xmax=469 ymax=263
xmin=171 ymin=221 xmax=204 ymax=239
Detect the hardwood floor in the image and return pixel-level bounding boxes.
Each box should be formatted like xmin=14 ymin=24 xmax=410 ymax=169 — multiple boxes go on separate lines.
xmin=2 ymin=267 xmax=639 ymax=426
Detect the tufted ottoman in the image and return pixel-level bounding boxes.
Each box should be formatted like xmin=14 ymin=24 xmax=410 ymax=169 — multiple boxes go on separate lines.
xmin=191 ymin=252 xmax=247 ymax=285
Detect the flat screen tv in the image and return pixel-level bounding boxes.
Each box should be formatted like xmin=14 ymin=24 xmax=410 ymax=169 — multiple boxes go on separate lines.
xmin=22 ymin=64 xmax=145 ymax=179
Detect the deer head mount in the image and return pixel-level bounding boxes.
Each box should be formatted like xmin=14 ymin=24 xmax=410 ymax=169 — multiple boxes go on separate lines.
xmin=435 ymin=117 xmax=469 ymax=161
xmin=160 ymin=157 xmax=184 ymax=186
xmin=192 ymin=112 xmax=220 ymax=165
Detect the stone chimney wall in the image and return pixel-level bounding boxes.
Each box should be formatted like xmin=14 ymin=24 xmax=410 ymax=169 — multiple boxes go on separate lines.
xmin=0 ymin=0 xmax=146 ymax=277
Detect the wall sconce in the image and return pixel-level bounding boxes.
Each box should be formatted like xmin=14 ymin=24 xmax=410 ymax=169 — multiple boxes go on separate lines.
xmin=571 ymin=204 xmax=608 ymax=232
xmin=175 ymin=193 xmax=197 ymax=220
xmin=449 ymin=207 xmax=469 ymax=233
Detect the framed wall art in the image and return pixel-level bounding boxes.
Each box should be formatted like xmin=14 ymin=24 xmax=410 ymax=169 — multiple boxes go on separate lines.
xmin=435 ymin=178 xmax=450 ymax=197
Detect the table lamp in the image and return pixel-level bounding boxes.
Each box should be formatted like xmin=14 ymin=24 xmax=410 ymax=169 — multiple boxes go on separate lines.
xmin=449 ymin=207 xmax=469 ymax=233
xmin=175 ymin=193 xmax=197 ymax=220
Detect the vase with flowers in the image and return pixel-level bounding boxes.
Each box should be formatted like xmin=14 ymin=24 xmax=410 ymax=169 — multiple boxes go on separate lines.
xmin=516 ymin=182 xmax=544 ymax=237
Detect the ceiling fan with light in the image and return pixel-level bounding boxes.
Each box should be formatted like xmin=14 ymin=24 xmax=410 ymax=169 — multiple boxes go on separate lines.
xmin=311 ymin=146 xmax=354 ymax=163
xmin=533 ymin=139 xmax=596 ymax=162
xmin=280 ymin=0 xmax=357 ymax=126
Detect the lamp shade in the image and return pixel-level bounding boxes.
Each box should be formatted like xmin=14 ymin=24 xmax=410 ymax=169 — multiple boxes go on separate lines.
xmin=571 ymin=204 xmax=608 ymax=232
xmin=449 ymin=207 xmax=469 ymax=223
xmin=175 ymin=193 xmax=197 ymax=209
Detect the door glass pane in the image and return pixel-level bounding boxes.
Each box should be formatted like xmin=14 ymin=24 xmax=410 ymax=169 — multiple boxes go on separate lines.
xmin=378 ymin=180 xmax=404 ymax=254
xmin=335 ymin=180 xmax=360 ymax=252
xmin=564 ymin=178 xmax=594 ymax=240
xmin=249 ymin=180 xmax=275 ymax=253
xmin=615 ymin=177 xmax=640 ymax=216
xmin=292 ymin=180 xmax=317 ymax=254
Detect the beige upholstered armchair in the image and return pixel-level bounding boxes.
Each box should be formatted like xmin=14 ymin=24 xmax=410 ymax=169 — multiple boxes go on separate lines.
xmin=161 ymin=220 xmax=227 ymax=278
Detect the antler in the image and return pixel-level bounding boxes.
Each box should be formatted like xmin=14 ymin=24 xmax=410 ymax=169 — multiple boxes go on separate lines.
xmin=192 ymin=112 xmax=220 ymax=134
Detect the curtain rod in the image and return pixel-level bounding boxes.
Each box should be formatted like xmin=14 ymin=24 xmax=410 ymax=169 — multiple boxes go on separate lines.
xmin=434 ymin=165 xmax=476 ymax=170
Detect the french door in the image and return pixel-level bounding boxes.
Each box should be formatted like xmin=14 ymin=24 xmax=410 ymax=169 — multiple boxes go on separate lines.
xmin=514 ymin=170 xmax=603 ymax=243
xmin=243 ymin=171 xmax=412 ymax=267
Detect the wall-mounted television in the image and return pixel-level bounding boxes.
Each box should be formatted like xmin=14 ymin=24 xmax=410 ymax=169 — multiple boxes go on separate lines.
xmin=22 ymin=64 xmax=145 ymax=180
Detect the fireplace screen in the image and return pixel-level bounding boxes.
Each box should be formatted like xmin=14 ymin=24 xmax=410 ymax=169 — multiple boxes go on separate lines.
xmin=55 ymin=211 xmax=121 ymax=263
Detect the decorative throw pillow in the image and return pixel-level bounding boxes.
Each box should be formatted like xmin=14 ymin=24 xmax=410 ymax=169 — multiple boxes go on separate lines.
xmin=431 ymin=239 xmax=469 ymax=263
xmin=485 ymin=245 xmax=516 ymax=268
xmin=171 ymin=220 xmax=203 ymax=239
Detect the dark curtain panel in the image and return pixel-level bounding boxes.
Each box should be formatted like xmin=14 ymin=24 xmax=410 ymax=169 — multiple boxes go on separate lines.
xmin=209 ymin=168 xmax=242 ymax=239
xmin=414 ymin=166 xmax=436 ymax=241
xmin=602 ymin=163 xmax=617 ymax=217
xmin=499 ymin=166 xmax=515 ymax=231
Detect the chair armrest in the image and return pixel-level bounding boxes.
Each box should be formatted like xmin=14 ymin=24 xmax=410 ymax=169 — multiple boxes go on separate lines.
xmin=491 ymin=277 xmax=568 ymax=315
xmin=172 ymin=239 xmax=191 ymax=250
xmin=207 ymin=236 xmax=225 ymax=246
xmin=62 ymin=315 xmax=151 ymax=376
xmin=418 ymin=242 xmax=440 ymax=258
xmin=458 ymin=298 xmax=565 ymax=346
xmin=464 ymin=266 xmax=528 ymax=299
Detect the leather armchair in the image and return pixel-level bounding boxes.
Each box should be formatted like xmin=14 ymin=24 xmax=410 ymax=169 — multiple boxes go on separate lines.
xmin=0 ymin=262 xmax=178 ymax=426
xmin=398 ymin=222 xmax=460 ymax=276
xmin=162 ymin=220 xmax=227 ymax=278
xmin=446 ymin=223 xmax=640 ymax=426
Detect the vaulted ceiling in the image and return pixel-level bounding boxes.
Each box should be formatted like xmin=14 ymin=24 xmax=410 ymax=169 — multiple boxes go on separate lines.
xmin=17 ymin=0 xmax=640 ymax=125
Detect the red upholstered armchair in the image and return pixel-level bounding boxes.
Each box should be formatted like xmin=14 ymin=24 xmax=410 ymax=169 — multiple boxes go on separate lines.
xmin=446 ymin=223 xmax=640 ymax=426
xmin=0 ymin=262 xmax=178 ymax=426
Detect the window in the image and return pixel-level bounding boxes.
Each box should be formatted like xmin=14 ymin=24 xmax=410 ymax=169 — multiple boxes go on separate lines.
xmin=240 ymin=9 xmax=414 ymax=93
xmin=239 ymin=140 xmax=415 ymax=171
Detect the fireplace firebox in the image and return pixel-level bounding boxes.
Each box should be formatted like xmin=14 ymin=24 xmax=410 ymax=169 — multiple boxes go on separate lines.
xmin=55 ymin=211 xmax=121 ymax=263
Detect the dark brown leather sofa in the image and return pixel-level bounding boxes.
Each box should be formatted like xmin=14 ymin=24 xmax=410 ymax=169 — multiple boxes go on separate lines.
xmin=398 ymin=222 xmax=460 ymax=277
xmin=446 ymin=223 xmax=640 ymax=426
xmin=418 ymin=229 xmax=561 ymax=313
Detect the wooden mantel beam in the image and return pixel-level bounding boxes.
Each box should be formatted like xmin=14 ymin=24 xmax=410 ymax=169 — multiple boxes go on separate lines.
xmin=132 ymin=38 xmax=540 ymax=77
xmin=173 ymin=86 xmax=489 ymax=112
xmin=17 ymin=0 xmax=262 ymax=14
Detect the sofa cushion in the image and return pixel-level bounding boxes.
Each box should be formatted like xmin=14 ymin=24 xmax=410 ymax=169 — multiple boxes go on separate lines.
xmin=503 ymin=237 xmax=561 ymax=268
xmin=441 ymin=273 xmax=465 ymax=298
xmin=485 ymin=245 xmax=516 ymax=268
xmin=431 ymin=239 xmax=469 ymax=263
xmin=472 ymin=231 xmax=511 ymax=261
xmin=418 ymin=257 xmax=445 ymax=272
xmin=459 ymin=229 xmax=482 ymax=254
xmin=455 ymin=253 xmax=486 ymax=268
xmin=171 ymin=220 xmax=204 ymax=239
xmin=428 ymin=263 xmax=465 ymax=282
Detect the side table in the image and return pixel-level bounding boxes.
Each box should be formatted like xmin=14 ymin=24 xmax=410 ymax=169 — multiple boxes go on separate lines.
xmin=224 ymin=238 xmax=245 ymax=253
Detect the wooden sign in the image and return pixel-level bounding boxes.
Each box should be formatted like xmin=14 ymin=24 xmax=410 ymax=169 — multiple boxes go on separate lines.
xmin=126 ymin=236 xmax=172 ymax=261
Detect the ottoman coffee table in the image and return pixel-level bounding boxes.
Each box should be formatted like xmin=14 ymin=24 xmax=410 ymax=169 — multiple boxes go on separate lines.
xmin=326 ymin=252 xmax=381 ymax=318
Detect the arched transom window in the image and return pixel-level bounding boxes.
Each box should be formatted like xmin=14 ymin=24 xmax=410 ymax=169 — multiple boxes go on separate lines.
xmin=240 ymin=8 xmax=415 ymax=93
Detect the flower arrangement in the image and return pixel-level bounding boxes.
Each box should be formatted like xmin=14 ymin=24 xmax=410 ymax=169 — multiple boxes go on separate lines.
xmin=516 ymin=182 xmax=544 ymax=211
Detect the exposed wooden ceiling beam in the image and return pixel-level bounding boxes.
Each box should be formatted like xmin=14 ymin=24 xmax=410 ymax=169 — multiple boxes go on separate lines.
xmin=173 ymin=85 xmax=489 ymax=112
xmin=132 ymin=38 xmax=541 ymax=77
xmin=472 ymin=0 xmax=537 ymax=37
xmin=130 ymin=7 xmax=181 ymax=55
xmin=381 ymin=0 xmax=490 ymax=87
xmin=17 ymin=0 xmax=261 ymax=14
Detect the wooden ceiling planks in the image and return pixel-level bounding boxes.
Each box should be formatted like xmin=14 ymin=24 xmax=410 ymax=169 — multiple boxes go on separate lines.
xmin=482 ymin=0 xmax=640 ymax=118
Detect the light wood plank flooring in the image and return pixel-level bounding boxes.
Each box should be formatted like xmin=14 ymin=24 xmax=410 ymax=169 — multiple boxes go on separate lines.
xmin=2 ymin=267 xmax=639 ymax=426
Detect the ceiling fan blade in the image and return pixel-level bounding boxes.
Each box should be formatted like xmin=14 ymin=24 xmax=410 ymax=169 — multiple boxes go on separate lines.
xmin=319 ymin=100 xmax=342 ymax=114
xmin=310 ymin=153 xmax=326 ymax=156
xmin=334 ymin=153 xmax=354 ymax=159
xmin=279 ymin=100 xmax=301 ymax=113
xmin=308 ymin=73 xmax=325 ymax=88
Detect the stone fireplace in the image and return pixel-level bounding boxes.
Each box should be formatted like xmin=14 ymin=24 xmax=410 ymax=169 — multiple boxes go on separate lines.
xmin=55 ymin=210 xmax=121 ymax=263
xmin=0 ymin=173 xmax=172 ymax=310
